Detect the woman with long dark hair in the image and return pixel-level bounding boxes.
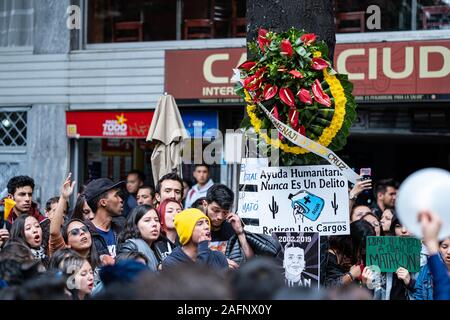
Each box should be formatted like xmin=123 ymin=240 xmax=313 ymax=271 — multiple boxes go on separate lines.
xmin=10 ymin=214 xmax=48 ymax=267
xmin=323 ymin=235 xmax=362 ymax=287
xmin=49 ymin=174 xmax=100 ymax=270
xmin=117 ymin=204 xmax=161 ymax=271
xmin=70 ymin=195 xmax=94 ymax=221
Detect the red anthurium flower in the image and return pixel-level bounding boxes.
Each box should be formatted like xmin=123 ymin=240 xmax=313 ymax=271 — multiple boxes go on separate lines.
xmin=271 ymin=105 xmax=279 ymax=119
xmin=280 ymin=39 xmax=293 ymax=57
xmin=243 ymin=74 xmax=262 ymax=91
xmin=298 ymin=125 xmax=306 ymax=136
xmin=300 ymin=33 xmax=316 ymax=45
xmin=288 ymin=108 xmax=299 ymax=129
xmin=312 ymin=79 xmax=331 ymax=107
xmin=252 ymin=89 xmax=263 ymax=102
xmin=297 ymin=88 xmax=312 ymax=105
xmin=263 ymin=84 xmax=278 ymax=100
xmin=254 ymin=67 xmax=267 ymax=77
xmin=311 ymin=57 xmax=329 ymax=70
xmin=258 ymin=28 xmax=270 ymax=52
xmin=289 ymin=70 xmax=303 ymax=78
xmin=279 ymin=87 xmax=295 ymax=108
xmin=238 ymin=61 xmax=256 ymax=71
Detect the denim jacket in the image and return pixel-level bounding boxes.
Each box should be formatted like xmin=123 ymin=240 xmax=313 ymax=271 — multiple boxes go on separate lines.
xmin=414 ymin=263 xmax=434 ymax=300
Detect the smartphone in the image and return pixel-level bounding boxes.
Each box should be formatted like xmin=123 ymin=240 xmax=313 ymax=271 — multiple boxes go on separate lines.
xmin=359 ymin=168 xmax=372 ymax=200
xmin=360 ymin=168 xmax=371 ymax=180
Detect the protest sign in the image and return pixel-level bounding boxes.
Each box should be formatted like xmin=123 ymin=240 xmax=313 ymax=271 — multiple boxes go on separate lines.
xmin=259 ymin=165 xmax=349 ymax=236
xmin=238 ymin=158 xmax=268 ymax=233
xmin=273 ymin=232 xmax=320 ymax=290
xmin=366 ymin=236 xmax=421 ymax=273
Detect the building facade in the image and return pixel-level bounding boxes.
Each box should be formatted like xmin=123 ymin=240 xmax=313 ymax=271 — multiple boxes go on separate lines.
xmin=1 ymin=0 xmax=449 ymax=209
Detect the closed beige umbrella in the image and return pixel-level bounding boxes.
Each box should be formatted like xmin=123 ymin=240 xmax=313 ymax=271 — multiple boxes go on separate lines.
xmin=147 ymin=94 xmax=189 ymax=184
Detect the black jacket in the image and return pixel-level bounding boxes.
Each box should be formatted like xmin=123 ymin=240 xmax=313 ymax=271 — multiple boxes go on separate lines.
xmin=225 ymin=231 xmax=281 ymax=265
xmin=152 ymin=236 xmax=178 ymax=264
xmin=86 ymin=216 xmax=126 ymax=256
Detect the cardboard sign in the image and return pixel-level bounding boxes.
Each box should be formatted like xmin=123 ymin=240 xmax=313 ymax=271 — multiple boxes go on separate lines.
xmin=366 ymin=236 xmax=421 ymax=273
xmin=273 ymin=232 xmax=320 ymax=290
xmin=258 ymin=165 xmax=349 ymax=236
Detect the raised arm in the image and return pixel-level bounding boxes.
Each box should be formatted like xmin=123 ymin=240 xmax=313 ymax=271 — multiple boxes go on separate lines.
xmin=50 ymin=173 xmax=76 ymax=236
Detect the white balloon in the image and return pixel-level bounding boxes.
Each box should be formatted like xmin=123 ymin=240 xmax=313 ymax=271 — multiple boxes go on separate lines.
xmin=397 ymin=168 xmax=450 ymax=240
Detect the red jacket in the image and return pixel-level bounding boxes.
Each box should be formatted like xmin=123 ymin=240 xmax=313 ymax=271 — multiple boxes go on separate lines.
xmin=7 ymin=201 xmax=45 ymax=224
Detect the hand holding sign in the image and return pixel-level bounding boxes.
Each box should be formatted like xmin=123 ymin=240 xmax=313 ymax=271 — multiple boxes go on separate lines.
xmin=396 ymin=267 xmax=411 ymax=286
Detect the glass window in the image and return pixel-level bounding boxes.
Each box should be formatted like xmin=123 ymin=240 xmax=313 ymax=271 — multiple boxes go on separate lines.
xmin=0 ymin=0 xmax=34 ymax=47
xmin=88 ymin=0 xmax=177 ymax=43
xmin=0 ymin=111 xmax=27 ymax=147
xmin=334 ymin=0 xmax=450 ymax=33
xmin=87 ymin=0 xmax=247 ymax=43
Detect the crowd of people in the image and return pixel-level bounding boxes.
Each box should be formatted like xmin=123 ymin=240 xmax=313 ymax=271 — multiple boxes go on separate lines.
xmin=0 ymin=164 xmax=448 ymax=300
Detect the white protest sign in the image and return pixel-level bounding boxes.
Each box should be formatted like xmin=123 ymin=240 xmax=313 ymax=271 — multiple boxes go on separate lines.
xmin=239 ymin=157 xmax=268 ymax=184
xmin=258 ymin=165 xmax=350 ymax=236
xmin=238 ymin=158 xmax=268 ymax=233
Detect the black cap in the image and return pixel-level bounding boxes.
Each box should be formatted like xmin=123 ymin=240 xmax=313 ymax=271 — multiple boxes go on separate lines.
xmin=84 ymin=178 xmax=125 ymax=202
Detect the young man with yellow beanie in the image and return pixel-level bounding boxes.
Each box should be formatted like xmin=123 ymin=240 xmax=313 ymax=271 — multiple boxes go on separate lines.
xmin=161 ymin=208 xmax=228 ymax=270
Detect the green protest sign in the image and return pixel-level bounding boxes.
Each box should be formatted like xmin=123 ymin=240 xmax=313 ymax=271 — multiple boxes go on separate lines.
xmin=366 ymin=236 xmax=421 ymax=273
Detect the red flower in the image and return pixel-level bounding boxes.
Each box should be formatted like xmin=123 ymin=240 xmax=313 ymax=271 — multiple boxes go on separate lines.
xmin=297 ymin=88 xmax=312 ymax=105
xmin=312 ymin=79 xmax=331 ymax=107
xmin=243 ymin=74 xmax=262 ymax=91
xmin=258 ymin=28 xmax=270 ymax=52
xmin=263 ymin=84 xmax=278 ymax=100
xmin=279 ymin=87 xmax=295 ymax=108
xmin=280 ymin=39 xmax=293 ymax=57
xmin=288 ymin=108 xmax=299 ymax=129
xmin=298 ymin=125 xmax=306 ymax=136
xmin=271 ymin=105 xmax=279 ymax=119
xmin=238 ymin=61 xmax=256 ymax=71
xmin=311 ymin=58 xmax=329 ymax=70
xmin=300 ymin=33 xmax=316 ymax=45
xmin=289 ymin=70 xmax=303 ymax=78
xmin=254 ymin=67 xmax=267 ymax=77
xmin=252 ymin=89 xmax=263 ymax=102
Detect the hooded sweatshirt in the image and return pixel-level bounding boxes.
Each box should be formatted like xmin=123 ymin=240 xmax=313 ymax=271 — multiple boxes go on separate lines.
xmin=162 ymin=240 xmax=227 ymax=270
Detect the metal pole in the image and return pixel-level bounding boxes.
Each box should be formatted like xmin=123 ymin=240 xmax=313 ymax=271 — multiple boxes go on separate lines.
xmin=411 ymin=0 xmax=417 ymax=30
xmin=72 ymin=138 xmax=79 ymax=206
xmin=176 ymin=0 xmax=182 ymax=40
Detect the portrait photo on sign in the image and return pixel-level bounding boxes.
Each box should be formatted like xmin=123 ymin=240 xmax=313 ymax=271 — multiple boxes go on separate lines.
xmin=272 ymin=232 xmax=320 ymax=290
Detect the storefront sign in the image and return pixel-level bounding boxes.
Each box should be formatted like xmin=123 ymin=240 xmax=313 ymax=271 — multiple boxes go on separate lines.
xmin=165 ymin=40 xmax=450 ymax=99
xmin=66 ymin=111 xmax=153 ymax=138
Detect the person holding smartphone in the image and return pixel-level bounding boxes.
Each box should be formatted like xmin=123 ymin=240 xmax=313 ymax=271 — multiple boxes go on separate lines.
xmin=349 ymin=168 xmax=373 ymax=210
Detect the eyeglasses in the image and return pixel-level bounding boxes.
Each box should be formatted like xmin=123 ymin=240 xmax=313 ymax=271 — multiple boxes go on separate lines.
xmin=68 ymin=225 xmax=89 ymax=236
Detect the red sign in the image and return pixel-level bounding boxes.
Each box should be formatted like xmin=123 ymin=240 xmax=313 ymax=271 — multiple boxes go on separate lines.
xmin=66 ymin=111 xmax=153 ymax=138
xmin=165 ymin=40 xmax=450 ymax=98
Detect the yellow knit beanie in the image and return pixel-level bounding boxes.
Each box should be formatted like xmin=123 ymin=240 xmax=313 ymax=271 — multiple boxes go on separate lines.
xmin=174 ymin=208 xmax=211 ymax=245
